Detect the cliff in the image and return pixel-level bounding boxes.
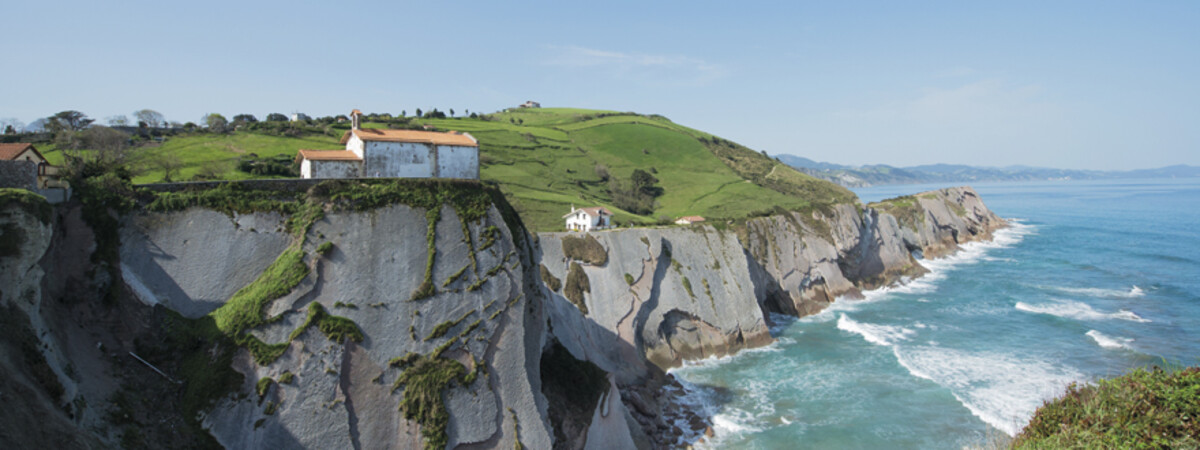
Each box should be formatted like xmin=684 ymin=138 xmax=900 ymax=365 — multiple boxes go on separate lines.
xmin=535 ymin=186 xmax=1004 ymax=374
xmin=0 ymin=182 xmax=1003 ymax=449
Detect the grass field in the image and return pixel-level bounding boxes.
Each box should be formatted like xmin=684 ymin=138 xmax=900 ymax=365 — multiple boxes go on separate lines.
xmin=43 ymin=107 xmax=855 ymax=230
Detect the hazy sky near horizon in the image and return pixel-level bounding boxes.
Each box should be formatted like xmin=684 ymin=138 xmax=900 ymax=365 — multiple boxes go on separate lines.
xmin=2 ymin=1 xmax=1197 ymax=170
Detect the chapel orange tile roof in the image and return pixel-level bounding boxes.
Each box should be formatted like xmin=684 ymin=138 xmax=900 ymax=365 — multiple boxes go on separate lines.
xmin=295 ymin=149 xmax=362 ymax=163
xmin=0 ymin=143 xmax=39 ymax=160
xmin=340 ymin=128 xmax=478 ymax=147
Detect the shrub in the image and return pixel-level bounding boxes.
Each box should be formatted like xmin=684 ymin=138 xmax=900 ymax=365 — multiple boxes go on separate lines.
xmin=1014 ymin=366 xmax=1200 ymax=449
xmin=561 ymin=234 xmax=607 ymax=265
xmin=539 ymin=264 xmax=561 ymax=292
xmin=564 ymin=262 xmax=590 ymax=314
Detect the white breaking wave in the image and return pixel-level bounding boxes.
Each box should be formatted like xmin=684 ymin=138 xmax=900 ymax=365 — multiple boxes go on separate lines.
xmin=1015 ymin=300 xmax=1150 ymax=323
xmin=893 ymin=346 xmax=1083 ymax=436
xmin=836 ymin=315 xmax=916 ymax=346
xmin=1086 ymin=330 xmax=1135 ymax=350
xmin=1040 ymin=285 xmax=1146 ymax=299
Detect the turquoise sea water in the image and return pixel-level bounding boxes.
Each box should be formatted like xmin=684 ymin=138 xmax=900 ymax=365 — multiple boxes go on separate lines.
xmin=672 ymin=179 xmax=1200 ymax=449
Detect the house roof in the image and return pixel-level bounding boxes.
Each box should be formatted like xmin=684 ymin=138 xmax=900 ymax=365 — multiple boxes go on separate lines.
xmin=562 ymin=206 xmax=613 ymax=219
xmin=677 ymin=216 xmax=706 ymax=222
xmin=340 ymin=129 xmax=478 ymax=147
xmin=0 ymin=143 xmax=45 ymax=162
xmin=295 ymin=149 xmax=363 ymax=163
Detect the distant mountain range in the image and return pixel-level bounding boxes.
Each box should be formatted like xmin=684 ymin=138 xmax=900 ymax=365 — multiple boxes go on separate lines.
xmin=774 ymin=154 xmax=1200 ymax=188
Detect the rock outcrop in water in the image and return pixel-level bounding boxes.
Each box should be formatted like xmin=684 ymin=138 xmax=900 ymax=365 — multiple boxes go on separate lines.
xmin=0 ymin=183 xmax=1002 ymax=449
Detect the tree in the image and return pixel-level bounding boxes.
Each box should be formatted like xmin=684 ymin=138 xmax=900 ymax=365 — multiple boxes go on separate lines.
xmin=80 ymin=126 xmax=131 ymax=153
xmin=415 ymin=108 xmax=422 ymax=118
xmin=25 ymin=118 xmax=48 ymax=132
xmin=106 ymin=115 xmax=130 ymax=126
xmin=231 ymin=114 xmax=258 ymax=126
xmin=133 ymin=109 xmax=165 ymax=128
xmin=449 ymin=108 xmax=455 ymax=117
xmin=205 ymin=113 xmax=228 ymax=133
xmin=266 ymin=113 xmax=288 ymax=122
xmin=594 ymin=164 xmax=610 ymax=182
xmin=48 ymin=110 xmax=94 ymax=132
xmin=400 ymin=110 xmax=406 ymax=117
xmin=149 ymin=152 xmax=184 ymax=182
xmin=0 ymin=118 xmax=25 ymax=134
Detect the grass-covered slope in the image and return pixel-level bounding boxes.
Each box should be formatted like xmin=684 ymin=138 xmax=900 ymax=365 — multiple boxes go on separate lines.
xmin=1013 ymin=365 xmax=1199 ymax=449
xmin=423 ymin=108 xmax=856 ymax=230
xmin=44 ymin=107 xmax=856 ymax=231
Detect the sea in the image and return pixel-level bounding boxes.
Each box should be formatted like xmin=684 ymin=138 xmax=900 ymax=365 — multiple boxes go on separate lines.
xmin=670 ymin=178 xmax=1200 ymax=449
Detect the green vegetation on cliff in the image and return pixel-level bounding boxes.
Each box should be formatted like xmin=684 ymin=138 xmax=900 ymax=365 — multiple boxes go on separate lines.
xmin=1014 ymin=365 xmax=1200 ymax=449
xmin=0 ymin=188 xmax=52 ymax=225
xmin=59 ymin=107 xmax=856 ymax=231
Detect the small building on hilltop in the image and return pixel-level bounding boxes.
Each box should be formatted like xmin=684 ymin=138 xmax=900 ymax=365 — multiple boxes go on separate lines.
xmin=675 ymin=216 xmax=706 ymax=225
xmin=295 ymin=109 xmax=479 ymax=179
xmin=519 ymin=100 xmax=541 ymax=109
xmin=0 ymin=143 xmax=64 ymax=189
xmin=564 ymin=206 xmax=612 ymax=232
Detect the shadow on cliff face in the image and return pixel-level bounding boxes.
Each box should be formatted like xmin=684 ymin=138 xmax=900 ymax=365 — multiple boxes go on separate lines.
xmin=631 ymin=237 xmax=671 ymax=362
xmin=539 ymin=339 xmax=609 ymax=449
xmin=535 ymin=236 xmax=717 ymax=448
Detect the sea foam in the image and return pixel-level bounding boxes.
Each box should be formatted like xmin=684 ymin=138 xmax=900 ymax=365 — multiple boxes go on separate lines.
xmin=836 ymin=315 xmax=916 ymax=346
xmin=1086 ymin=330 xmax=1135 ymax=350
xmin=893 ymin=346 xmax=1082 ymax=436
xmin=1040 ymin=284 xmax=1146 ymax=298
xmin=1015 ymin=300 xmax=1150 ymax=323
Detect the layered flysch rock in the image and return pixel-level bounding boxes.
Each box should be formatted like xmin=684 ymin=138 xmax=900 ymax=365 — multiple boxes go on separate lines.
xmin=1 ymin=183 xmax=1003 ymax=449
xmin=540 ymin=186 xmax=1004 ymax=373
xmin=538 ymin=227 xmax=771 ymax=378
xmin=120 ymin=201 xmax=552 ymax=450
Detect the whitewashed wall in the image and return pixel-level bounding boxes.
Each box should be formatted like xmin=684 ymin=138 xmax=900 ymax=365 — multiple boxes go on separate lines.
xmin=308 ymin=160 xmax=362 ymax=178
xmin=300 ymin=160 xmax=312 ymax=178
xmin=436 ymin=145 xmax=479 ymax=179
xmin=363 ymin=142 xmax=433 ymax=178
xmin=346 ymin=134 xmax=365 ymax=158
xmin=565 ymin=212 xmax=595 ymax=231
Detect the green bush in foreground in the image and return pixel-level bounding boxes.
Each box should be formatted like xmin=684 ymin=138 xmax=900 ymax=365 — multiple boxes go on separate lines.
xmin=1014 ymin=365 xmax=1200 ymax=449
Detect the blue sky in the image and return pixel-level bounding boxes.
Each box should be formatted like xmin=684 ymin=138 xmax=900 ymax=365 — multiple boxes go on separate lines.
xmin=2 ymin=1 xmax=1196 ymax=170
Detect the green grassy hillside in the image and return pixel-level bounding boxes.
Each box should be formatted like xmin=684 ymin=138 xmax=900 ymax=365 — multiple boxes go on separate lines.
xmin=424 ymin=108 xmax=856 ymax=230
xmin=42 ymin=108 xmax=856 ymax=231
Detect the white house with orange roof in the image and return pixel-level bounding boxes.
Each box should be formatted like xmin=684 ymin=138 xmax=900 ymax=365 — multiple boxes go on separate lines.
xmin=564 ymin=206 xmax=612 ymax=232
xmin=295 ymin=109 xmax=479 ymax=179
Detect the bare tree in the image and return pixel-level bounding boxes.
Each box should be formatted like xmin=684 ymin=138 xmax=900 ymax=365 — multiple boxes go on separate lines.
xmin=0 ymin=118 xmax=25 ymax=133
xmin=149 ymin=152 xmax=185 ymax=182
xmin=134 ymin=109 xmax=166 ymax=128
xmin=106 ymin=115 xmax=130 ymax=126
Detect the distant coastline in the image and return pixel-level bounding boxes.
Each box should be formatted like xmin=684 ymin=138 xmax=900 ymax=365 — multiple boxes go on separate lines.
xmin=775 ymin=154 xmax=1200 ymax=188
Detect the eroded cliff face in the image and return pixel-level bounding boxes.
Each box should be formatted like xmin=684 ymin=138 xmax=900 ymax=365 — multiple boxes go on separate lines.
xmin=0 ymin=193 xmax=99 ymax=448
xmin=120 ymin=201 xmax=552 ymax=450
xmin=0 ymin=183 xmax=1003 ymax=449
xmin=537 ymin=228 xmax=770 ymax=380
xmin=537 ymin=187 xmax=1005 ymax=374
xmin=529 ymin=186 xmax=1003 ymax=447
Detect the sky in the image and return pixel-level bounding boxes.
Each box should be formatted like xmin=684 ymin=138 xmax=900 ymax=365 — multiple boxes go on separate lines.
xmin=2 ymin=1 xmax=1197 ymax=170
